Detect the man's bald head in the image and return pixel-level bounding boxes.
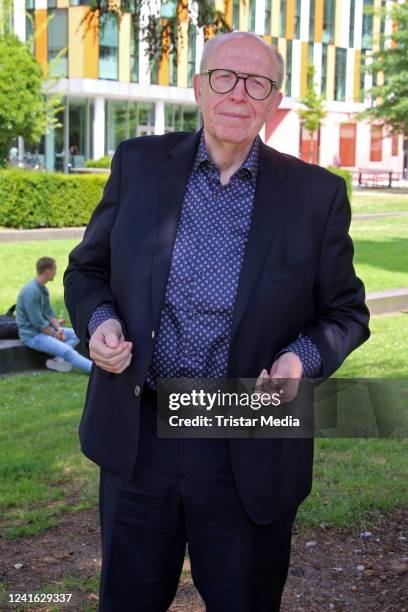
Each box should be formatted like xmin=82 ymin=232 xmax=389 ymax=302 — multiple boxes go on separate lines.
xmin=199 ymin=31 xmax=285 ymax=90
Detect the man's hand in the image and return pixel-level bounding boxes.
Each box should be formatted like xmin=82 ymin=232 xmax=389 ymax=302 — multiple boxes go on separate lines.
xmin=89 ymin=319 xmax=133 ymax=374
xmin=55 ymin=329 xmax=64 ymax=341
xmin=256 ymin=352 xmax=303 ymax=404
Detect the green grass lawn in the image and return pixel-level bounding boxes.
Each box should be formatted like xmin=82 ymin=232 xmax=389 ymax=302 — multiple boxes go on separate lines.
xmin=0 ymin=313 xmax=407 ymax=536
xmin=352 ymin=191 xmax=408 ymax=214
xmin=0 ymin=208 xmax=407 ymax=537
xmin=0 ymin=239 xmax=79 ymax=318
xmin=350 ymin=215 xmax=408 ymax=292
xmin=0 ymin=215 xmax=407 ymax=315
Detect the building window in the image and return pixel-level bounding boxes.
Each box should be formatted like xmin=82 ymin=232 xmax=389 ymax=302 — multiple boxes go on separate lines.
xmin=391 ymin=134 xmax=399 ymax=157
xmin=294 ymin=0 xmax=301 ymax=39
xmin=47 ymin=0 xmax=56 ymax=7
xmin=70 ymin=0 xmax=90 ymax=5
xmin=99 ymin=13 xmax=119 ymax=80
xmin=349 ymin=0 xmax=356 ymax=47
xmin=150 ymin=56 xmax=159 ymax=85
xmin=187 ymin=23 xmax=196 ymax=87
xmin=164 ymin=104 xmax=199 ymax=132
xmin=285 ymin=39 xmax=292 ymax=97
xmin=309 ymin=0 xmax=315 ymax=41
xmin=249 ymin=0 xmax=256 ymax=32
xmin=334 ymin=48 xmax=346 ymax=101
xmin=232 ymin=0 xmax=239 ymax=30
xmin=105 ymin=101 xmax=155 ymax=154
xmin=264 ymin=1 xmax=271 ymax=34
xmin=25 ymin=2 xmax=35 ymax=54
xmin=322 ymin=0 xmax=335 ymax=44
xmin=339 ymin=123 xmax=356 ymax=166
xmin=321 ymin=43 xmax=327 ymax=97
xmin=280 ymin=0 xmax=287 ymax=37
xmin=161 ymin=0 xmax=177 ymax=18
xmin=130 ymin=20 xmax=139 ymax=83
xmin=370 ymin=125 xmax=382 ymax=161
xmin=361 ymin=0 xmax=373 ymax=50
xmin=48 ymin=9 xmax=68 ymax=78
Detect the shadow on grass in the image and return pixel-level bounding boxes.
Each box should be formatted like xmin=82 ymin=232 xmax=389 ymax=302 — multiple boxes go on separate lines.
xmin=353 ymin=238 xmax=408 ymax=275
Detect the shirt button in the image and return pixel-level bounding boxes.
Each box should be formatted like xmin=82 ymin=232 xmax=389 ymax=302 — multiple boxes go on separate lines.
xmin=151 ymin=330 xmax=155 ymax=339
xmin=134 ymin=385 xmax=141 ymax=397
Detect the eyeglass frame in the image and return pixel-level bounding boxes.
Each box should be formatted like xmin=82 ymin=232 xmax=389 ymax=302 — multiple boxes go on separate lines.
xmin=200 ymin=68 xmax=279 ymax=101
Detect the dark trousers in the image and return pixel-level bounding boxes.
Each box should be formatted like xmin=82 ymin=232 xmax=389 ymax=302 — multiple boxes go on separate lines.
xmin=98 ymin=386 xmax=297 ymax=612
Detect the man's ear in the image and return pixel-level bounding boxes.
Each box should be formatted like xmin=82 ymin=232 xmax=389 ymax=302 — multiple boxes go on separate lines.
xmin=265 ymin=91 xmax=283 ymax=123
xmin=193 ymin=74 xmax=201 ymax=106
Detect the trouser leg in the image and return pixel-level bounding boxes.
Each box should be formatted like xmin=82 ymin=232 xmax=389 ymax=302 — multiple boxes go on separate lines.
xmin=98 ymin=390 xmax=186 ymax=612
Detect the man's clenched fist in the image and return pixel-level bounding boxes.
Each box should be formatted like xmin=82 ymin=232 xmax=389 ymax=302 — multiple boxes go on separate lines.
xmin=89 ymin=319 xmax=133 ymax=374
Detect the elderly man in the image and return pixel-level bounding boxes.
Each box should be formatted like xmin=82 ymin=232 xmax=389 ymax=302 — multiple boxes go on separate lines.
xmin=64 ymin=32 xmax=369 ymax=611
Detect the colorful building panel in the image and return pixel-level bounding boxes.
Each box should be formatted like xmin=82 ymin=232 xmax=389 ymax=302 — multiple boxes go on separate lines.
xmin=13 ymin=0 xmax=404 ymax=176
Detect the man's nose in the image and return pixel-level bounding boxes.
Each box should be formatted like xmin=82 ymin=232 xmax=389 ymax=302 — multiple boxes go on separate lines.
xmin=229 ymin=77 xmax=248 ymax=100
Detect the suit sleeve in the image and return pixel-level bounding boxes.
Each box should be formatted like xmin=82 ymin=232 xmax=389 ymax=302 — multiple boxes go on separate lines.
xmin=63 ymin=142 xmax=124 ymax=348
xmin=303 ymin=177 xmax=370 ymax=379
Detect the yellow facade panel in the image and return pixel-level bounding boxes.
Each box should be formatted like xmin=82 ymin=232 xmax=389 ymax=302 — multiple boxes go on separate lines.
xmin=326 ymin=44 xmax=335 ymax=101
xmin=239 ymin=0 xmax=248 ymax=32
xmin=300 ymin=41 xmax=308 ymax=96
xmin=177 ymin=19 xmax=188 ymax=87
xmin=224 ymin=0 xmax=233 ymax=30
xmin=68 ymin=7 xmax=84 ymax=78
xmin=271 ymin=0 xmax=280 ymax=37
xmin=83 ymin=12 xmax=99 ymax=79
xmin=286 ymin=0 xmax=295 ymax=39
xmin=119 ymin=13 xmax=131 ymax=83
xmin=353 ymin=50 xmax=361 ymax=102
xmin=57 ymin=0 xmax=69 ymax=7
xmin=314 ymin=0 xmax=323 ymax=43
xmin=158 ymin=20 xmax=170 ymax=86
xmin=373 ymin=0 xmax=381 ymax=51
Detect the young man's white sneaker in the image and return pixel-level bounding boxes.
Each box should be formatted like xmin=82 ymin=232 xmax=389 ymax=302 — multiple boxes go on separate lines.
xmin=45 ymin=357 xmax=72 ymax=372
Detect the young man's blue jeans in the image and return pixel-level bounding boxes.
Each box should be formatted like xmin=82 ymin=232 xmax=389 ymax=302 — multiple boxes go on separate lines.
xmin=25 ymin=327 xmax=92 ymax=373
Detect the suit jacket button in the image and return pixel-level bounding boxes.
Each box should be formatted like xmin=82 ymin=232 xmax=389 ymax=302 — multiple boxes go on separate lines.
xmin=134 ymin=385 xmax=141 ymax=397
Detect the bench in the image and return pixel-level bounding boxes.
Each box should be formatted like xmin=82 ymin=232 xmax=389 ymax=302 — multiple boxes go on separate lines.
xmin=356 ymin=168 xmax=402 ymax=188
xmin=0 ymin=339 xmax=88 ymax=375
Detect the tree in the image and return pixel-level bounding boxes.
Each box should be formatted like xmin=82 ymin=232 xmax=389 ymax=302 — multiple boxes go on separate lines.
xmin=0 ymin=33 xmax=50 ymax=165
xmin=360 ymin=2 xmax=408 ymax=135
xmin=83 ymin=0 xmax=231 ymax=67
xmin=297 ymin=64 xmax=327 ymax=163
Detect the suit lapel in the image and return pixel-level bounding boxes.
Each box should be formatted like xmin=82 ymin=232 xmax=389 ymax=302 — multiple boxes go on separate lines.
xmin=151 ymin=130 xmax=202 ymax=330
xmin=229 ymin=141 xmax=288 ymax=342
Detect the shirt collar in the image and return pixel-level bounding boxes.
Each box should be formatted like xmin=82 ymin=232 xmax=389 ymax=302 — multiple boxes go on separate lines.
xmin=193 ymin=130 xmax=260 ymax=182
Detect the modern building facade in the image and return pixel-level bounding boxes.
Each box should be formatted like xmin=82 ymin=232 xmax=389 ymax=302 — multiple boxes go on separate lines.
xmin=11 ymin=0 xmax=405 ymax=176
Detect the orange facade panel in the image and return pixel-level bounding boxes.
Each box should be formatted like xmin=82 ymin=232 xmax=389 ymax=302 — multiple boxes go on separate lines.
xmin=300 ymin=41 xmax=308 ymax=97
xmin=286 ymin=0 xmax=295 ymax=39
xmin=34 ymin=9 xmax=48 ymax=71
xmin=353 ymin=50 xmax=361 ymax=102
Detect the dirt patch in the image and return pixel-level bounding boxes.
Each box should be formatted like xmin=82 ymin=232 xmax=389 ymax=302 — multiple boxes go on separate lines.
xmin=0 ymin=507 xmax=407 ymax=611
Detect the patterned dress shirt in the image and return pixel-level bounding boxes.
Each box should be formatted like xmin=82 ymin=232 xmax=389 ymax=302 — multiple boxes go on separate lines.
xmin=89 ymin=133 xmax=322 ymax=382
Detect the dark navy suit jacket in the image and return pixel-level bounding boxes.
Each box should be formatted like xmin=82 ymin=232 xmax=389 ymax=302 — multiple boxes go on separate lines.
xmin=64 ymin=129 xmax=370 ymax=524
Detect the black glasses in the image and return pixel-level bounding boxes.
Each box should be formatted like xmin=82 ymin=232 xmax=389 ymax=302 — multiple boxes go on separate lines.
xmin=202 ymin=69 xmax=278 ymax=100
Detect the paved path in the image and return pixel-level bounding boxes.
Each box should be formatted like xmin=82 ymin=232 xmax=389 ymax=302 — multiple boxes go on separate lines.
xmin=353 ymin=211 xmax=408 ymax=221
xmin=1 ymin=210 xmax=408 ymax=242
xmin=0 ymin=227 xmax=85 ymax=242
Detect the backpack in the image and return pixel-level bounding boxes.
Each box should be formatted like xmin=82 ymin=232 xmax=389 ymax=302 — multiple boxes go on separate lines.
xmin=0 ymin=305 xmax=19 ymax=340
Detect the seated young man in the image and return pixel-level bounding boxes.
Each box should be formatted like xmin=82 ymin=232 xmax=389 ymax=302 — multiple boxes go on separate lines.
xmin=16 ymin=257 xmax=92 ymax=374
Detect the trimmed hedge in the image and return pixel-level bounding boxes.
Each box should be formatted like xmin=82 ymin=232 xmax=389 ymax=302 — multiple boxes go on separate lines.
xmin=327 ymin=166 xmax=353 ymax=200
xmin=0 ymin=169 xmax=108 ymax=228
xmin=85 ymin=155 xmax=112 ymax=169
xmin=0 ymin=164 xmax=353 ymax=229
